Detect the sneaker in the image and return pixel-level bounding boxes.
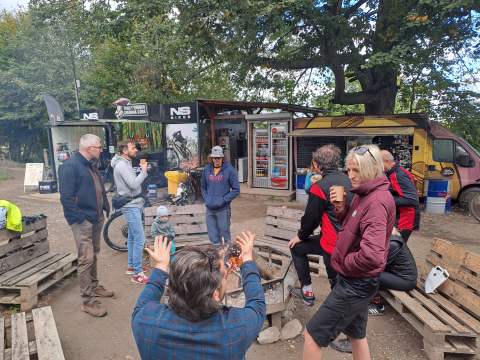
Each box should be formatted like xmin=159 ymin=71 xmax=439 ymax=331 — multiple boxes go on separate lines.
xmin=287 ymin=285 xmax=315 ymax=306
xmin=330 ymin=336 xmax=352 ymax=353
xmin=132 ymin=272 xmax=149 ymax=284
xmin=93 ymin=285 xmax=114 ymax=297
xmin=81 ymin=300 xmax=107 ymax=317
xmin=126 ymin=266 xmax=149 ymax=275
xmin=368 ymin=297 xmax=385 ymax=316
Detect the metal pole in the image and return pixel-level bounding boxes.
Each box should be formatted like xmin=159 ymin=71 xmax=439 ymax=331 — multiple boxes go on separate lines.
xmin=68 ymin=41 xmax=81 ymax=118
xmin=1 ymin=153 xmax=6 ymax=177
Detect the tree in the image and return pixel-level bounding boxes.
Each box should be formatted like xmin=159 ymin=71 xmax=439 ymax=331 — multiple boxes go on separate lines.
xmin=175 ymin=0 xmax=479 ymax=114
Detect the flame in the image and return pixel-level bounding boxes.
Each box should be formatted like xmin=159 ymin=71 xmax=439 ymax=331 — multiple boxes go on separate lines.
xmin=227 ymin=256 xmax=243 ymax=274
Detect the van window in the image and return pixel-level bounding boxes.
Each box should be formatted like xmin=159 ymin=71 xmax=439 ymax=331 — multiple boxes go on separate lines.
xmin=433 ymin=139 xmax=454 ymax=162
xmin=456 ymin=142 xmax=474 ymax=167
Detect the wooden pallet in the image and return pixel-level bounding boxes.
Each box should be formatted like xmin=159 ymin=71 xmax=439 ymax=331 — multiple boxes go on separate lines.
xmin=0 ymin=306 xmax=65 ymax=360
xmin=257 ymin=206 xmax=326 ymax=278
xmin=0 ymin=253 xmax=77 ymax=311
xmin=381 ymin=238 xmax=480 ymax=360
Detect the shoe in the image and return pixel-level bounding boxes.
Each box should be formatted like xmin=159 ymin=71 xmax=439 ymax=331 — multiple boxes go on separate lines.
xmin=92 ymin=285 xmax=114 ymax=297
xmin=330 ymin=337 xmax=352 ymax=353
xmin=81 ymin=300 xmax=107 ymax=317
xmin=132 ymin=272 xmax=149 ymax=284
xmin=126 ymin=266 xmax=149 ymax=275
xmin=368 ymin=296 xmax=385 ymax=316
xmin=287 ymin=285 xmax=315 ymax=306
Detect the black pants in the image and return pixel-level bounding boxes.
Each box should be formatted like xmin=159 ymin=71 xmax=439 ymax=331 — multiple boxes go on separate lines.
xmin=379 ymin=272 xmax=416 ymax=291
xmin=290 ymin=235 xmax=337 ymax=289
xmin=398 ymin=229 xmax=412 ymax=243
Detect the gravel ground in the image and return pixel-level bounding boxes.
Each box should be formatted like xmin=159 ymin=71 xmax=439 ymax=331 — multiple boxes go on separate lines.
xmin=1 ymin=160 xmax=479 ymax=360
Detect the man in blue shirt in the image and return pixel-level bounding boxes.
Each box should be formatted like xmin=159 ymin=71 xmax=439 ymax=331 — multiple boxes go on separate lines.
xmin=132 ymin=231 xmax=266 ymax=360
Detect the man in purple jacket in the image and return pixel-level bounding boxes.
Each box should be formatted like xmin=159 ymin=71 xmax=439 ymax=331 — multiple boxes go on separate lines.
xmin=303 ymin=145 xmax=395 ymax=360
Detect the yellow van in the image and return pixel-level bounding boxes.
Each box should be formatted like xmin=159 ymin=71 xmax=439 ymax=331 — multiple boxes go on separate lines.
xmin=290 ymin=114 xmax=480 ymax=202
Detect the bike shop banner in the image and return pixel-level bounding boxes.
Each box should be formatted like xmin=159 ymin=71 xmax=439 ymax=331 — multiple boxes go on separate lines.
xmin=79 ymin=101 xmax=198 ymax=124
xmin=165 ymin=123 xmax=199 ymax=169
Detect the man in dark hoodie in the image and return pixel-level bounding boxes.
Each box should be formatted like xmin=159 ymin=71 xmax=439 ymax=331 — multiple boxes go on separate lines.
xmin=201 ymin=146 xmax=240 ymax=244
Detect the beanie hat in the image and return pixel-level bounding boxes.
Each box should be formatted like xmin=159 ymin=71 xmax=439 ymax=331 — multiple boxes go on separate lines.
xmin=157 ymin=206 xmax=169 ymax=218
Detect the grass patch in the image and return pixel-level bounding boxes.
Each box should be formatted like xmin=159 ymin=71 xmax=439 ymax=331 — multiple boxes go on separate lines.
xmin=0 ymin=169 xmax=13 ymax=180
xmin=268 ymin=196 xmax=285 ymax=202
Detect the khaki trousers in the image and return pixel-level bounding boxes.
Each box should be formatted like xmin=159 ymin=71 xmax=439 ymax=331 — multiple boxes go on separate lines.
xmin=70 ymin=218 xmax=104 ymax=303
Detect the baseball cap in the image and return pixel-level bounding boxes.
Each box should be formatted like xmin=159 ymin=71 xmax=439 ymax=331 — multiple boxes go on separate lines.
xmin=211 ymin=146 xmax=224 ymax=158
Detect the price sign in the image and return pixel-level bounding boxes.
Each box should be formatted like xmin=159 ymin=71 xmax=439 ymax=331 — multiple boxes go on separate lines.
xmin=24 ymin=163 xmax=44 ymax=193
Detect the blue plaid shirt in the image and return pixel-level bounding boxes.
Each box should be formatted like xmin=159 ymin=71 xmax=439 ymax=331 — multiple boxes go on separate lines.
xmin=132 ymin=261 xmax=266 ymax=360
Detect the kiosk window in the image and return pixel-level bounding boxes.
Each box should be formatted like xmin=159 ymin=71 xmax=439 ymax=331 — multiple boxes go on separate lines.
xmin=433 ymin=139 xmax=454 ymax=162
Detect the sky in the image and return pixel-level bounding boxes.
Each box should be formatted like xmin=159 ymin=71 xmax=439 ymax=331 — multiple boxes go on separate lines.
xmin=0 ymin=0 xmax=30 ymax=11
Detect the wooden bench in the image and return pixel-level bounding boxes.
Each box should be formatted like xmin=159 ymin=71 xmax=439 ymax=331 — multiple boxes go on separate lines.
xmin=380 ymin=238 xmax=480 ymax=360
xmin=144 ymin=205 xmax=211 ymax=265
xmin=255 ymin=206 xmax=327 ymax=278
xmin=0 ymin=219 xmax=77 ymax=311
xmin=0 ymin=306 xmax=65 ymax=359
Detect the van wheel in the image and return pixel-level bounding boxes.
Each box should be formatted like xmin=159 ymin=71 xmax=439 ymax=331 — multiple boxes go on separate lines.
xmin=458 ymin=188 xmax=480 ymax=208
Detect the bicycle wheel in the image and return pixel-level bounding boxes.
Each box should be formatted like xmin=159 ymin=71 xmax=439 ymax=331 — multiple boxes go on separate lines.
xmin=469 ymin=193 xmax=480 ymax=222
xmin=103 ymin=211 xmax=128 ymax=252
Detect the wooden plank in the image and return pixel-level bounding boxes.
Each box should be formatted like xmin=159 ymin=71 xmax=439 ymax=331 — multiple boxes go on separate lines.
xmin=10 ymin=313 xmax=29 ymax=360
xmin=0 ymin=317 xmax=4 ymax=360
xmin=0 ymin=253 xmax=64 ymax=286
xmin=0 ymin=242 xmax=50 ymax=275
xmin=263 ymin=225 xmax=297 ymax=241
xmin=0 ymin=219 xmax=47 ymax=242
xmin=267 ymin=206 xmax=304 ymax=221
xmin=425 ymin=253 xmax=480 ymax=293
xmin=417 ymin=280 xmax=480 ymax=334
xmin=144 ymin=205 xmax=206 ymax=217
xmin=0 ymin=229 xmax=48 ymax=258
xmin=265 ymin=216 xmax=301 ymax=232
xmin=410 ymin=289 xmax=472 ymax=334
xmin=430 ymin=238 xmax=480 ymax=274
xmin=390 ymin=290 xmax=451 ymax=332
xmin=144 ymin=215 xmax=206 ymax=226
xmin=3 ymin=341 xmax=37 ymax=360
xmin=420 ymin=266 xmax=480 ymax=317
xmin=174 ymin=224 xmax=208 ymax=235
xmin=17 ymin=254 xmax=77 ymax=287
xmin=32 ymin=307 xmax=65 ymax=360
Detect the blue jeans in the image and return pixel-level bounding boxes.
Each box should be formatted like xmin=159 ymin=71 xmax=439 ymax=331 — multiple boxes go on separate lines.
xmin=122 ymin=207 xmax=145 ymax=275
xmin=206 ymin=207 xmax=231 ymax=244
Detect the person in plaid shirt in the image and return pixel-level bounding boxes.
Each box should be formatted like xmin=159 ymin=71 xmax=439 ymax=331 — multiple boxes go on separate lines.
xmin=132 ymin=232 xmax=266 ymax=360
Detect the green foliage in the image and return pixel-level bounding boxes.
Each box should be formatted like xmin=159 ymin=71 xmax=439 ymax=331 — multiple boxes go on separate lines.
xmin=0 ymin=169 xmax=13 ymax=180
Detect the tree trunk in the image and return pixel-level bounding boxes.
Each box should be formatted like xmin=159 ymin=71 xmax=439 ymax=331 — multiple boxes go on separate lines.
xmin=363 ymin=83 xmax=397 ymax=114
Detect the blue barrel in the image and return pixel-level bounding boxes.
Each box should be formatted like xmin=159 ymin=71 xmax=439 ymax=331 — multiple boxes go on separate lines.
xmin=296 ymin=174 xmax=306 ymax=190
xmin=148 ymin=184 xmax=157 ymax=198
xmin=424 ymin=178 xmax=451 ymax=214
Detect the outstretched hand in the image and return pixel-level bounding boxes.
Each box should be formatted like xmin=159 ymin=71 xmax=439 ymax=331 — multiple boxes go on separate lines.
xmin=144 ymin=236 xmax=171 ymax=272
xmin=235 ymin=231 xmax=255 ymax=262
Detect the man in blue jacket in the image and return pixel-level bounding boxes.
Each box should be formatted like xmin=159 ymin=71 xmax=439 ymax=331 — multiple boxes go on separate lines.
xmin=201 ymin=146 xmax=240 ymax=244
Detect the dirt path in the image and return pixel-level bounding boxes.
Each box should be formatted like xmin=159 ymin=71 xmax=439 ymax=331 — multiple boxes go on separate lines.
xmin=0 ymin=162 xmax=478 ymax=360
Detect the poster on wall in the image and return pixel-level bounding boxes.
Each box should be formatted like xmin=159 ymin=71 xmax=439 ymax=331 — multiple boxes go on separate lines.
xmin=165 ymin=124 xmax=199 ymax=170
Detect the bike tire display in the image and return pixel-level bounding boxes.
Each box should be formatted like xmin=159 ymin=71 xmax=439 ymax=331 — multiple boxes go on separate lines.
xmin=469 ymin=193 xmax=480 ymax=222
xmin=103 ymin=211 xmax=128 ymax=252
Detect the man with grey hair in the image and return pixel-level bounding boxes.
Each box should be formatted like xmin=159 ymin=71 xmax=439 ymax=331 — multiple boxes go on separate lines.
xmin=59 ymin=134 xmax=113 ymax=317
xmin=288 ymin=144 xmax=353 ymax=306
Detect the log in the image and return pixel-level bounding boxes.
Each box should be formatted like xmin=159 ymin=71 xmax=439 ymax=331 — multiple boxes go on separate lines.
xmin=226 ymin=273 xmax=241 ymax=292
xmin=252 ymin=251 xmax=280 ymax=280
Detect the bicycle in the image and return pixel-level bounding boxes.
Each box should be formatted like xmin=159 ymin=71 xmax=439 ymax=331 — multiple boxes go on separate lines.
xmin=171 ymin=167 xmax=203 ymax=205
xmin=103 ymin=193 xmax=187 ymax=252
xmin=167 ymin=139 xmax=192 ymax=168
xmin=99 ymin=159 xmax=115 ymax=193
xmin=469 ymin=192 xmax=480 ymax=222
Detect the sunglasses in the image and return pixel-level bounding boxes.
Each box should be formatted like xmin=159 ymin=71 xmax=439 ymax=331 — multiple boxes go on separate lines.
xmin=203 ymin=249 xmax=216 ymax=272
xmin=350 ymin=146 xmax=376 ymax=164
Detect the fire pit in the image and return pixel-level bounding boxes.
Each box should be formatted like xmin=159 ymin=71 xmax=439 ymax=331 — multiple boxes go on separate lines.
xmin=223 ymin=244 xmax=296 ymax=318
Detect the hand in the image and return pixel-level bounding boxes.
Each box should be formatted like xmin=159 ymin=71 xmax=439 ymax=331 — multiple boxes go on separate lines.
xmin=140 ymin=162 xmax=148 ymax=172
xmin=329 ymin=187 xmax=347 ymax=211
xmin=288 ymin=235 xmax=303 ymax=248
xmin=236 ymin=231 xmax=255 ymax=262
xmin=311 ymin=177 xmax=319 ymax=185
xmin=144 ymin=236 xmax=172 ymax=272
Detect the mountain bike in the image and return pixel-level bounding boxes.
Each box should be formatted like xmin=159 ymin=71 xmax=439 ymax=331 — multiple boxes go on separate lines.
xmin=171 ymin=167 xmax=203 ymax=205
xmin=167 ymin=138 xmax=192 ymax=168
xmin=99 ymin=159 xmax=115 ymax=193
xmin=469 ymin=192 xmax=480 ymax=223
xmin=103 ymin=193 xmax=187 ymax=252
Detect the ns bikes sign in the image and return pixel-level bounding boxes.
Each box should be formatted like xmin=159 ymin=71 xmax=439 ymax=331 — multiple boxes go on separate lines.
xmin=160 ymin=102 xmax=197 ymax=123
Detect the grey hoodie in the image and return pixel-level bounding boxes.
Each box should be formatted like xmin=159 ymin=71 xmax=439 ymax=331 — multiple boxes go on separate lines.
xmin=111 ymin=155 xmax=148 ymax=208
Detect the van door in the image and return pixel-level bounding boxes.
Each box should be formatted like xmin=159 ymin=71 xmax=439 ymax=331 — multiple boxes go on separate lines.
xmin=454 ymin=140 xmax=480 ymax=193
xmin=431 ymin=138 xmax=460 ymax=198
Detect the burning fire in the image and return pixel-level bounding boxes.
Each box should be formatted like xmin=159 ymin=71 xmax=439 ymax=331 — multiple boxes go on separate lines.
xmin=227 ymin=255 xmax=243 ymax=274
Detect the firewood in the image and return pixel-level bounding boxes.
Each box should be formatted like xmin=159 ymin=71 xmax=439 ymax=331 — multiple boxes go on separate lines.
xmin=226 ymin=273 xmax=241 ymax=292
xmin=252 ymin=251 xmax=280 ymax=280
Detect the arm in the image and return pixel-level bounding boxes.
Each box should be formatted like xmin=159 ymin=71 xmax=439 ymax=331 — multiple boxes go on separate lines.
xmin=224 ymin=168 xmax=240 ymax=203
xmin=201 ymin=167 xmax=208 ymax=200
xmin=304 ymin=173 xmax=313 ymax=192
xmin=150 ymin=222 xmax=164 ymax=239
xmin=333 ymin=203 xmax=350 ymax=225
xmin=391 ymin=172 xmax=419 ymax=208
xmin=343 ymin=201 xmax=390 ymax=275
xmin=297 ymin=186 xmax=327 ymax=240
xmin=132 ymin=268 xmax=167 ymax=318
xmin=116 ymin=162 xmax=148 ymax=190
xmin=58 ymin=164 xmax=85 ymax=224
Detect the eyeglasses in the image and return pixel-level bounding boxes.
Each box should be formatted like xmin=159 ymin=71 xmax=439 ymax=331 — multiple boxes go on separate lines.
xmin=89 ymin=146 xmax=102 ymax=150
xmin=350 ymin=146 xmax=376 ymax=164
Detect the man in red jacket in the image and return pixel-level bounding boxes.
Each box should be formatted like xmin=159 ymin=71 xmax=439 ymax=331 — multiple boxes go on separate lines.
xmin=303 ymin=145 xmax=395 ymax=360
